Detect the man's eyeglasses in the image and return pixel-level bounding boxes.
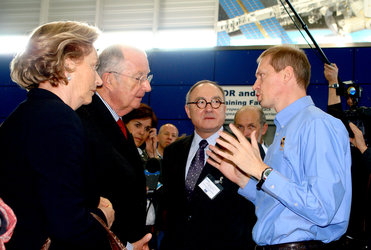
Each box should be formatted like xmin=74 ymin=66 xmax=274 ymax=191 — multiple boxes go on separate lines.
xmin=109 ymin=71 xmax=153 ymax=84
xmin=187 ymin=98 xmax=225 ymax=109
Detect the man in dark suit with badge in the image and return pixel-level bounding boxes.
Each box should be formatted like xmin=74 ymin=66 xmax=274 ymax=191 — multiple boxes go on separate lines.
xmin=160 ymin=80 xmax=262 ymax=250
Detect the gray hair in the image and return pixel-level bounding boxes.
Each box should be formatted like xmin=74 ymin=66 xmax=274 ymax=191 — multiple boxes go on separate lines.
xmin=234 ymin=106 xmax=267 ymax=127
xmin=97 ymin=44 xmax=125 ymax=77
xmin=185 ymin=80 xmax=225 ymax=104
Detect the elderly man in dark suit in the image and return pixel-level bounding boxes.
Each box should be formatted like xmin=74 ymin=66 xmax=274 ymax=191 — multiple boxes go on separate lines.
xmin=160 ymin=80 xmax=260 ymax=250
xmin=77 ymin=44 xmax=152 ymax=250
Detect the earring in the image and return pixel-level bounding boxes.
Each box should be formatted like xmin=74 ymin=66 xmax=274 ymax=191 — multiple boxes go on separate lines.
xmin=67 ymin=75 xmax=71 ymax=81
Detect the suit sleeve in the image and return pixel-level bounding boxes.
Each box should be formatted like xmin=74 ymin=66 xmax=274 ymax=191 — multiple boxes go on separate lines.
xmin=362 ymin=148 xmax=371 ymax=173
xmin=160 ymin=145 xmax=175 ymax=230
xmin=27 ymin=111 xmax=110 ymax=248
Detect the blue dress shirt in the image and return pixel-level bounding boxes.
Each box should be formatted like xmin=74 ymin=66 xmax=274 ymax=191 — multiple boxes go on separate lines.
xmin=238 ymin=96 xmax=352 ymax=245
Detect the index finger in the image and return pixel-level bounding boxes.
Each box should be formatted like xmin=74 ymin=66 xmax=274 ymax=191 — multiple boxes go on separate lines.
xmin=349 ymin=122 xmax=361 ymax=134
xmin=228 ymin=123 xmax=252 ymax=148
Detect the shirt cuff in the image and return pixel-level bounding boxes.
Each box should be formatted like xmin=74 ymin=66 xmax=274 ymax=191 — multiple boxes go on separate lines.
xmin=126 ymin=242 xmax=133 ymax=250
xmin=238 ymin=178 xmax=257 ymax=202
xmin=262 ymin=169 xmax=289 ymax=198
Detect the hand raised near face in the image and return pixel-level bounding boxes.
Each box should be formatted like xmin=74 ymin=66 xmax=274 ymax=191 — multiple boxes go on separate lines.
xmin=207 ymin=123 xmax=268 ymax=182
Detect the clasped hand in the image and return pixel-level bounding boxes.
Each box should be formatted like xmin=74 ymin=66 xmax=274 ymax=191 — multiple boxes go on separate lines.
xmin=98 ymin=197 xmax=115 ymax=228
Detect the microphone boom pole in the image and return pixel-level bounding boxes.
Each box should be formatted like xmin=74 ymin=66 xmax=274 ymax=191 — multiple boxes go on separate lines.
xmin=282 ymin=0 xmax=332 ymax=64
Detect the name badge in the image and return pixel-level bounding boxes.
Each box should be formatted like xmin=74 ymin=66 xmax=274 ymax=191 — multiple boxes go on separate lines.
xmin=198 ymin=174 xmax=224 ymax=199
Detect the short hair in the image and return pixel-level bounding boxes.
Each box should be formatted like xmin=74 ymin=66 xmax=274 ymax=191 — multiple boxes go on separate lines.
xmin=97 ymin=45 xmax=146 ymax=80
xmin=122 ymin=103 xmax=158 ymax=128
xmin=159 ymin=123 xmax=178 ymax=135
xmin=257 ymin=45 xmax=311 ymax=90
xmin=185 ymin=80 xmax=225 ymax=104
xmin=96 ymin=44 xmax=125 ymax=77
xmin=234 ymin=106 xmax=267 ymax=127
xmin=10 ymin=21 xmax=100 ymax=90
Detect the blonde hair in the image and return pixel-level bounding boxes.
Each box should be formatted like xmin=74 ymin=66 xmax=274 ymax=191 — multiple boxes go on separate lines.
xmin=257 ymin=45 xmax=311 ymax=90
xmin=10 ymin=21 xmax=100 ymax=90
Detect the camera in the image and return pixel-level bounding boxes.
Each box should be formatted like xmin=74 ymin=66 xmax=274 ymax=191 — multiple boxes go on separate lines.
xmin=336 ymin=81 xmax=363 ymax=102
xmin=144 ymin=158 xmax=162 ymax=194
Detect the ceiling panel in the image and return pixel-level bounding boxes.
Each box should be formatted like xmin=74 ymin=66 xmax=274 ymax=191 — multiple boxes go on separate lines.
xmin=0 ymin=0 xmax=218 ymax=35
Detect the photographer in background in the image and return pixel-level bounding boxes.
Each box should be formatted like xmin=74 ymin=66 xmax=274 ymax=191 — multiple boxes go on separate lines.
xmin=349 ymin=122 xmax=371 ymax=169
xmin=123 ymin=103 xmax=161 ymax=250
xmin=325 ymin=63 xmax=371 ymax=247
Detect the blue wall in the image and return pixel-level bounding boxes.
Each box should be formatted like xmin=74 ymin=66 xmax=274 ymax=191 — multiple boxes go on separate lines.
xmin=1 ymin=46 xmax=371 ymax=136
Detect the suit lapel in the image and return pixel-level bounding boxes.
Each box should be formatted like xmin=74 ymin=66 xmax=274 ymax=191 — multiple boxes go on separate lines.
xmin=180 ymin=134 xmax=194 ymax=179
xmin=90 ymin=95 xmax=142 ymax=167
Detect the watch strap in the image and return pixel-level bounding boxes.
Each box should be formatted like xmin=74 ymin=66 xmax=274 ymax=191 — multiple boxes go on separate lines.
xmin=256 ymin=167 xmax=273 ymax=190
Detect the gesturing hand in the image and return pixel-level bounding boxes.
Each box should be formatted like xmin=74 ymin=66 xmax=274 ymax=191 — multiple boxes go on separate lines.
xmin=207 ymin=146 xmax=250 ymax=188
xmin=207 ymin=124 xmax=268 ymax=181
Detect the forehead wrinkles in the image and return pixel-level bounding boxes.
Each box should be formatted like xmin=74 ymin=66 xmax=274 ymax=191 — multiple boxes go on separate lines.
xmin=191 ymin=84 xmax=224 ymax=100
xmin=124 ymin=52 xmax=148 ymax=74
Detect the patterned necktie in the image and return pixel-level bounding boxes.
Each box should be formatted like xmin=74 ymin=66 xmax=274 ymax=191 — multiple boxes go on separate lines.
xmin=185 ymin=139 xmax=208 ymax=199
xmin=117 ymin=119 xmax=127 ymax=139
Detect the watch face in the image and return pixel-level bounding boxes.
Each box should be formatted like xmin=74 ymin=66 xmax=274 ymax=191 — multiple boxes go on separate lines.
xmin=263 ymin=168 xmax=273 ymax=180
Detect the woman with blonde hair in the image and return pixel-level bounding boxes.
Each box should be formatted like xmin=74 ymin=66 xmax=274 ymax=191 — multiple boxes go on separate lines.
xmin=0 ymin=21 xmax=114 ymax=249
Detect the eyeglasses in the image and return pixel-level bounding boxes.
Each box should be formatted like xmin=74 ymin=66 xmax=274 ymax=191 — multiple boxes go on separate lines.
xmin=187 ymin=98 xmax=225 ymax=109
xmin=109 ymin=71 xmax=153 ymax=84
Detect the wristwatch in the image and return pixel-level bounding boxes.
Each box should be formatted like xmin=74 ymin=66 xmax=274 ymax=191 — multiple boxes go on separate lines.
xmin=256 ymin=167 xmax=273 ymax=190
xmin=329 ymin=83 xmax=339 ymax=88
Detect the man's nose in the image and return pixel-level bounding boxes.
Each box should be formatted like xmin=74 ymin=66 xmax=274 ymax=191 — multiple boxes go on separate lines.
xmin=142 ymin=79 xmax=151 ymax=92
xmin=205 ymin=102 xmax=213 ymax=111
xmin=246 ymin=131 xmax=252 ymax=138
xmin=252 ymin=80 xmax=259 ymax=90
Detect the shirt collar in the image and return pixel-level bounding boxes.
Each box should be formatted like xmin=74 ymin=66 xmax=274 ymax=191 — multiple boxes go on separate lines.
xmin=274 ymin=96 xmax=314 ymax=129
xmin=192 ymin=126 xmax=223 ymax=147
xmin=96 ymin=92 xmax=120 ymax=122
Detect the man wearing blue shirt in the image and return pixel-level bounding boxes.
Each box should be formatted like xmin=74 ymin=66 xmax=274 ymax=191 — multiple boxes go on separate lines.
xmin=207 ymin=45 xmax=352 ymax=249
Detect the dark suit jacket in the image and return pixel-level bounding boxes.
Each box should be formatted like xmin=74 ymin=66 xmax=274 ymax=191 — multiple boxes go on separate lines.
xmin=76 ymin=94 xmax=147 ymax=244
xmin=161 ymin=132 xmax=261 ymax=250
xmin=0 ymin=89 xmax=110 ymax=250
xmin=328 ymin=103 xmax=371 ymax=237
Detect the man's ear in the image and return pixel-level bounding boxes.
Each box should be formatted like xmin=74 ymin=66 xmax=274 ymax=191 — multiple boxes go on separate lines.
xmin=283 ymin=65 xmax=294 ymax=83
xmin=101 ymin=72 xmax=113 ymax=89
xmin=185 ymin=104 xmax=191 ymax=119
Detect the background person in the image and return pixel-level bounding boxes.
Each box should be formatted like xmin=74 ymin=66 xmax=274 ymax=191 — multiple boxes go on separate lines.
xmin=157 ymin=123 xmax=179 ymax=158
xmin=325 ymin=63 xmax=371 ymax=246
xmin=0 ymin=21 xmax=114 ymax=249
xmin=77 ymin=44 xmax=152 ymax=250
xmin=123 ymin=103 xmax=161 ymax=249
xmin=123 ymin=103 xmax=159 ymax=161
xmin=234 ymin=105 xmax=269 ymax=154
xmin=207 ymin=45 xmax=351 ymax=249
xmin=349 ymin=122 xmax=371 ymax=170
